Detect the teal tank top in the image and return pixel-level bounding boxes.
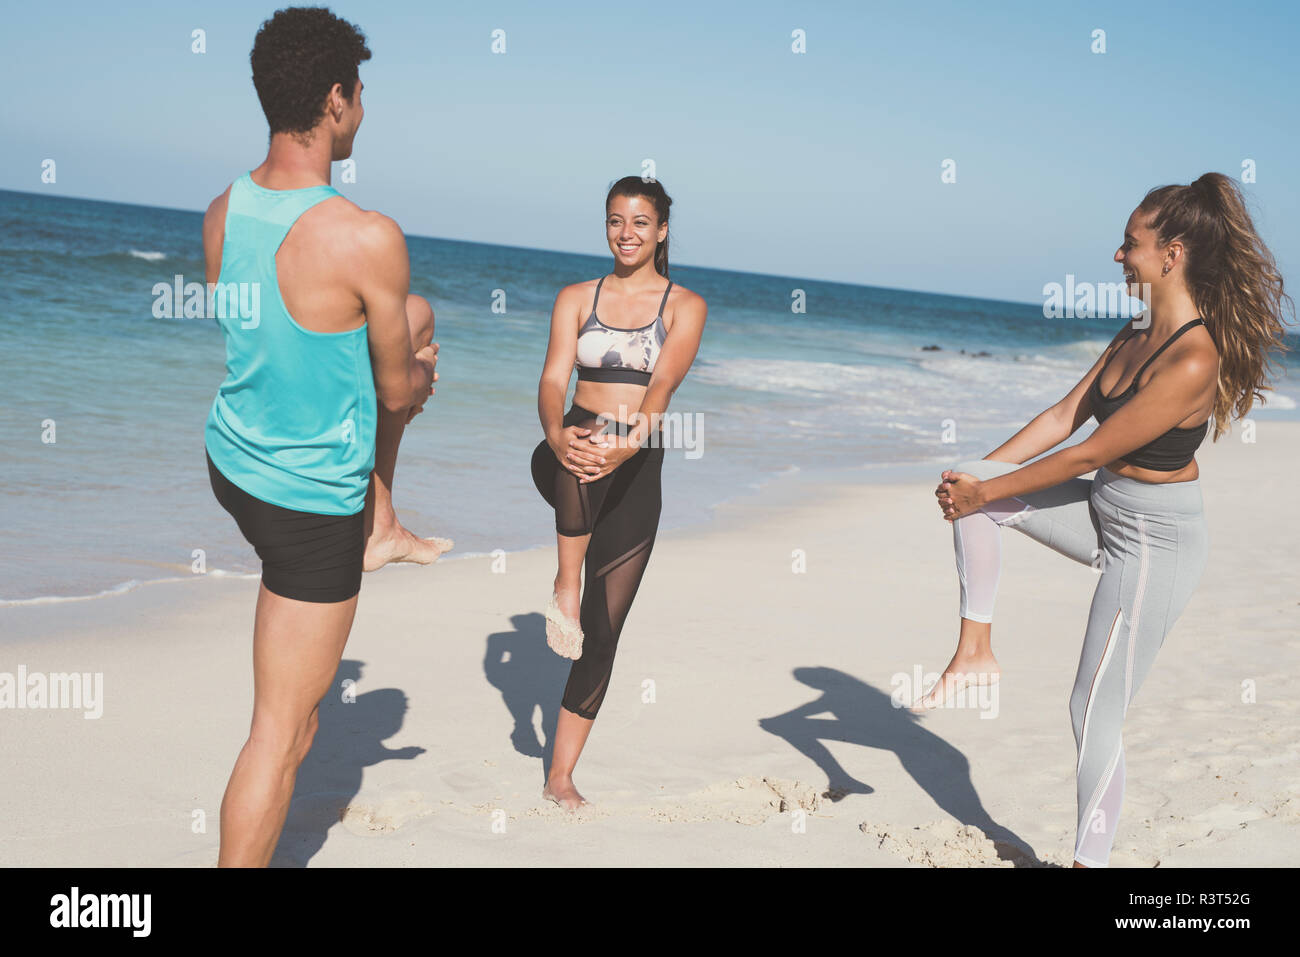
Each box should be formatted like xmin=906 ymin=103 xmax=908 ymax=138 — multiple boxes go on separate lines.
xmin=204 ymin=173 xmax=377 ymax=515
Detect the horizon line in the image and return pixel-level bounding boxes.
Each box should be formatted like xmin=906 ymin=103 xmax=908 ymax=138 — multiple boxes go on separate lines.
xmin=0 ymin=184 xmax=1054 ymax=313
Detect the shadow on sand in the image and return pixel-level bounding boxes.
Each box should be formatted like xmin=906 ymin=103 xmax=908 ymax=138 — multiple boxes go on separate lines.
xmin=483 ymin=611 xmax=571 ymax=779
xmin=759 ymin=666 xmax=1054 ymax=866
xmin=271 ymin=659 xmax=423 ymax=867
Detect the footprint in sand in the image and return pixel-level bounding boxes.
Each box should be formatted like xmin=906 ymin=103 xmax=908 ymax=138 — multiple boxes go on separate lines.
xmin=1159 ymin=761 xmax=1206 ymax=784
xmin=644 ymin=776 xmax=830 ymax=825
xmin=861 ymin=820 xmax=1050 ymax=868
xmin=1188 ymin=802 xmax=1270 ymax=829
xmin=1173 ymin=698 xmax=1232 ymax=713
xmin=339 ymin=791 xmax=436 ymax=836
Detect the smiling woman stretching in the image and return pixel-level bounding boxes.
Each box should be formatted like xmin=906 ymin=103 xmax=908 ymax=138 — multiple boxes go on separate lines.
xmin=925 ymin=172 xmax=1291 ymax=867
xmin=529 ymin=176 xmax=707 ymax=809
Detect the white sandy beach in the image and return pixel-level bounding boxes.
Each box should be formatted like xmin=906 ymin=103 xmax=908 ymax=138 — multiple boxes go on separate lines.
xmin=2 ymin=422 xmax=1297 ymax=867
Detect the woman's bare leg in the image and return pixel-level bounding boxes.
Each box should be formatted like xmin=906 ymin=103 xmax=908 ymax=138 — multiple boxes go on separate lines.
xmin=550 ymin=418 xmax=610 ymax=623
xmin=554 ymin=532 xmax=589 ymax=622
xmin=912 ymin=618 xmax=999 ymax=711
xmin=912 ymin=498 xmax=1005 ymax=711
xmin=537 ymin=421 xmax=647 ymax=809
xmin=543 ymin=707 xmax=595 ymax=809
xmin=915 ymin=458 xmax=1098 ymax=711
xmin=218 ymin=584 xmax=358 ymax=867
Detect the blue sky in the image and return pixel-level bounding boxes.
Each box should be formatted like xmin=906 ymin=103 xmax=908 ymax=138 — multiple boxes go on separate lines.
xmin=2 ymin=0 xmax=1297 ymax=303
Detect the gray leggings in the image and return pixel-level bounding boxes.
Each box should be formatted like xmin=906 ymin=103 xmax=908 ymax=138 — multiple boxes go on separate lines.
xmin=950 ymin=458 xmax=1208 ymax=867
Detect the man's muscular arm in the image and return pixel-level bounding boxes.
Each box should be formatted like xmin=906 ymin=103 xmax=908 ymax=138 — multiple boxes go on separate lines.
xmin=356 ymin=213 xmax=433 ymax=412
xmin=202 ymin=188 xmax=231 ymax=285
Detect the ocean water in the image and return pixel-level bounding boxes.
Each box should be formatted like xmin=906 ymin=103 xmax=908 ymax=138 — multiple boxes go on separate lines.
xmin=1 ymin=187 xmax=1296 ymax=604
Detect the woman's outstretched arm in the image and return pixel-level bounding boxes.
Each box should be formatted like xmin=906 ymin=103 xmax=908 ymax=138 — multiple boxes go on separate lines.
xmin=984 ymin=326 xmax=1132 ymax=464
xmin=538 ymin=284 xmax=582 ymax=440
xmin=572 ymin=289 xmax=706 ymax=484
xmin=945 ymin=337 xmax=1218 ymax=517
xmin=629 ymin=288 xmax=707 ymax=446
xmin=537 ymin=284 xmax=606 ymax=478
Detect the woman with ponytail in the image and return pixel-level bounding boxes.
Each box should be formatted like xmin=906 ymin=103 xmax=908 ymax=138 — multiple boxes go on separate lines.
xmin=919 ymin=172 xmax=1292 ymax=866
xmin=529 ymin=177 xmax=707 ymax=808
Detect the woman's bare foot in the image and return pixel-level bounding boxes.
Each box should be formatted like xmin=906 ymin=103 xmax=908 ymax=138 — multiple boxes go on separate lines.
xmin=542 ymin=774 xmax=588 ymax=811
xmin=554 ymin=577 xmax=581 ymax=622
xmin=545 ymin=576 xmax=585 ymax=659
xmin=364 ymin=523 xmax=453 ymax=572
xmin=910 ymin=646 xmax=1000 ymax=712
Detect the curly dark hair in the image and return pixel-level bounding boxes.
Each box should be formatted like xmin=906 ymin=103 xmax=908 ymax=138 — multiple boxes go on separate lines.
xmin=250 ymin=6 xmax=371 ymax=135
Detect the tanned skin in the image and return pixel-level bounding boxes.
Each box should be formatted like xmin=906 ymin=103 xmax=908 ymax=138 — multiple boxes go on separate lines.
xmin=204 ymin=76 xmax=447 ymax=866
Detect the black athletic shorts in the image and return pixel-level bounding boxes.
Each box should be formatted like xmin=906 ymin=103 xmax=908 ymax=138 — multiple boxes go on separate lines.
xmin=206 ymin=452 xmax=365 ymax=603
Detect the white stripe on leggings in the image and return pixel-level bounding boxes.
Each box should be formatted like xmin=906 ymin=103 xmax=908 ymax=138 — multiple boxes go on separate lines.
xmin=1076 ymin=748 xmax=1122 ymax=866
xmin=1123 ymin=513 xmax=1151 ymax=714
xmin=1077 ymin=608 xmax=1124 ymax=776
xmin=1074 ymin=512 xmax=1151 ymax=864
xmin=1075 ymin=608 xmax=1125 ymax=862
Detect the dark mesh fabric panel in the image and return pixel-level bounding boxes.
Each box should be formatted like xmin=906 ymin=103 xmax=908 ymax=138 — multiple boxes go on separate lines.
xmin=530 ymin=404 xmax=664 ymax=720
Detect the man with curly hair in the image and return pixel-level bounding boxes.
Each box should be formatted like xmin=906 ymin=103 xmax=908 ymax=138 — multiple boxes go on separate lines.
xmin=201 ymin=6 xmax=449 ymax=867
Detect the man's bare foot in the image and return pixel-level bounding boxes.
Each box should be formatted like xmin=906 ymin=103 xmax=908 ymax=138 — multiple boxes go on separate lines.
xmin=542 ymin=775 xmax=588 ymax=811
xmin=910 ymin=647 xmax=1000 ymax=713
xmin=364 ymin=523 xmax=453 ymax=572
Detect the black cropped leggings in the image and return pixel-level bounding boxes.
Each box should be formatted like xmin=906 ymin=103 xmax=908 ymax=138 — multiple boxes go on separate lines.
xmin=530 ymin=404 xmax=664 ymax=719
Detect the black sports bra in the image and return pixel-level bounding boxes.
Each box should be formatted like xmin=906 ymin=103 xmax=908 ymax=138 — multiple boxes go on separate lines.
xmin=1089 ymin=318 xmax=1210 ymax=471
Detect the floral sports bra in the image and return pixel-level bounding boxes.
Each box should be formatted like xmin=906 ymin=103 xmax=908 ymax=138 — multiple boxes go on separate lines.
xmin=575 ymin=276 xmax=670 ymax=384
